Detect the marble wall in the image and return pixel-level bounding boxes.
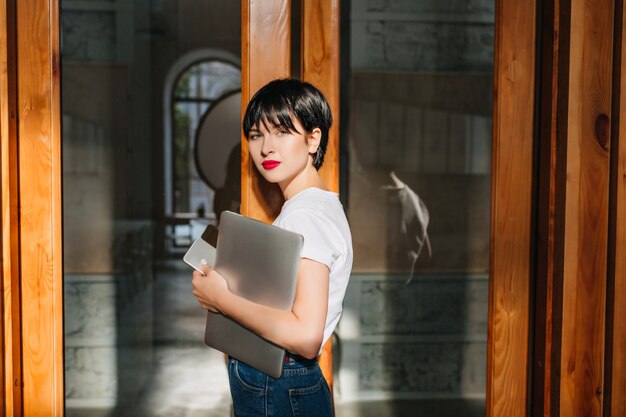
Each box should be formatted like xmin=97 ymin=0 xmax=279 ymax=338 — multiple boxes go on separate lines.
xmin=64 ymin=223 xmax=154 ymax=408
xmin=360 ymin=280 xmax=488 ymax=336
xmin=337 ymin=273 xmax=488 ymax=401
xmin=65 ymin=273 xmax=154 ymax=407
xmin=359 ymin=342 xmax=486 ymax=393
xmin=61 ymin=11 xmax=116 ymax=62
xmin=351 ymin=0 xmax=495 ymax=71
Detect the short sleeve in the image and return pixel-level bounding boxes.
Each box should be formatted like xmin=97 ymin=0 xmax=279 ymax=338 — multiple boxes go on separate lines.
xmin=277 ymin=209 xmax=342 ymax=270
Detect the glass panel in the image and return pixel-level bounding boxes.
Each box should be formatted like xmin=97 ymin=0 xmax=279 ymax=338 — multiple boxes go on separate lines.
xmin=174 ymin=61 xmax=241 ymax=100
xmin=61 ymin=1 xmax=240 ymax=415
xmin=337 ymin=0 xmax=494 ymax=415
xmin=61 ymin=11 xmax=116 ymax=62
xmin=173 ymin=100 xmax=211 ymax=215
xmin=171 ymin=61 xmax=241 ymax=219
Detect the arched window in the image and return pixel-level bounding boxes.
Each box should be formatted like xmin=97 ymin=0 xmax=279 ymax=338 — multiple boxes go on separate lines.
xmin=164 ymin=50 xmax=241 ymax=249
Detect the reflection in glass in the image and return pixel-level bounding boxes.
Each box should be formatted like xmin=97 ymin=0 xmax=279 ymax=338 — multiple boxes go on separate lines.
xmin=61 ymin=1 xmax=240 ymax=416
xmin=172 ymin=61 xmax=240 ymax=218
xmin=336 ymin=1 xmax=494 ymax=415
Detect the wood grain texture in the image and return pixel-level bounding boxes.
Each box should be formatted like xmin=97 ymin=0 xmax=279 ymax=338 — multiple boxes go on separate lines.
xmin=608 ymin=2 xmax=626 ymax=414
xmin=1 ymin=0 xmax=20 ymax=415
xmin=559 ymin=1 xmax=613 ymax=415
xmin=534 ymin=1 xmax=561 ymax=415
xmin=242 ymin=0 xmax=338 ymax=391
xmin=50 ymin=1 xmax=63 ymax=414
xmin=300 ymin=0 xmax=340 ymax=389
xmin=1 ymin=2 xmax=9 ymax=414
xmin=487 ymin=0 xmax=536 ymax=416
xmin=301 ymin=0 xmax=340 ymax=192
xmin=16 ymin=0 xmax=63 ymax=415
xmin=241 ymin=0 xmax=290 ymax=222
xmin=317 ymin=338 xmax=333 ymax=392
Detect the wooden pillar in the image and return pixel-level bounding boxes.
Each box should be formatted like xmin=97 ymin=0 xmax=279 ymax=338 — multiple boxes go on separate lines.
xmin=241 ymin=0 xmax=291 ymax=223
xmin=606 ymin=0 xmax=626 ymax=415
xmin=300 ymin=0 xmax=340 ymax=193
xmin=533 ymin=1 xmax=561 ymax=415
xmin=1 ymin=0 xmax=21 ymax=415
xmin=534 ymin=0 xmax=616 ymax=416
xmin=487 ymin=1 xmax=536 ymax=416
xmin=558 ymin=2 xmax=614 ymax=415
xmin=0 ymin=0 xmax=64 ymax=415
xmin=241 ymin=0 xmax=340 ymax=392
xmin=300 ymin=0 xmax=340 ymax=388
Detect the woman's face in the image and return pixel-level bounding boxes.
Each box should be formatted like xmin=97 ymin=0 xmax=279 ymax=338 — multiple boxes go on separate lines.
xmin=247 ymin=117 xmax=319 ymax=186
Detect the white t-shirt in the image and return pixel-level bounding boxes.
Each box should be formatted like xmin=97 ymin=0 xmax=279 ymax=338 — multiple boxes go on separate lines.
xmin=272 ymin=187 xmax=353 ymax=354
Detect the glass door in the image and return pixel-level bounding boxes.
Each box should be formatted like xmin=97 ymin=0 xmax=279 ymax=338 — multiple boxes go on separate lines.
xmin=61 ymin=1 xmax=240 ymax=415
xmin=336 ymin=1 xmax=494 ymax=415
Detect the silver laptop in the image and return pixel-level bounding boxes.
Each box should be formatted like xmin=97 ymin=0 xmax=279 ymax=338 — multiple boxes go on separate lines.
xmin=184 ymin=211 xmax=303 ymax=378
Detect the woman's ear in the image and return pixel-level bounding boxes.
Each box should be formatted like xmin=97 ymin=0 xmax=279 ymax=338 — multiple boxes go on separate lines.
xmin=308 ymin=128 xmax=322 ymax=154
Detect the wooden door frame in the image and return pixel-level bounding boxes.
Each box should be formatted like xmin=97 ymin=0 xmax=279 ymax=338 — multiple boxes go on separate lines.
xmin=240 ymin=0 xmax=340 ymax=389
xmin=0 ymin=0 xmax=557 ymax=415
xmin=491 ymin=2 xmax=626 ymax=415
xmin=487 ymin=1 xmax=536 ymax=416
xmin=1 ymin=0 xmax=21 ymax=415
xmin=607 ymin=2 xmax=626 ymax=414
xmin=1 ymin=0 xmax=64 ymax=415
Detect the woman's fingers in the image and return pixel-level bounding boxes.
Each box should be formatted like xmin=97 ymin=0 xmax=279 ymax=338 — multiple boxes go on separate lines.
xmin=200 ymin=259 xmax=212 ymax=276
xmin=191 ymin=269 xmax=221 ymax=313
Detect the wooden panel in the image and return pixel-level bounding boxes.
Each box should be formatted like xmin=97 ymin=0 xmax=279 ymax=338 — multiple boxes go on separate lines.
xmin=533 ymin=0 xmax=561 ymax=415
xmin=242 ymin=0 xmax=340 ymax=392
xmin=1 ymin=0 xmax=20 ymax=415
xmin=301 ymin=0 xmax=340 ymax=191
xmin=0 ymin=2 xmax=4 ymax=409
xmin=487 ymin=0 xmax=536 ymax=416
xmin=301 ymin=1 xmax=340 ymax=387
xmin=16 ymin=0 xmax=64 ymax=415
xmin=608 ymin=1 xmax=626 ymax=415
xmin=558 ymin=0 xmax=614 ymax=415
xmin=241 ymin=0 xmax=291 ymax=222
xmin=1 ymin=1 xmax=8 ymax=413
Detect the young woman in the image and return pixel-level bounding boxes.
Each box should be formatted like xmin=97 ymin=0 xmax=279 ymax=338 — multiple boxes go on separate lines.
xmin=191 ymin=78 xmax=353 ymax=417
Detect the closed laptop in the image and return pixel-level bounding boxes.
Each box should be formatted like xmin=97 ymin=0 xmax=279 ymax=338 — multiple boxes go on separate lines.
xmin=203 ymin=211 xmax=303 ymax=378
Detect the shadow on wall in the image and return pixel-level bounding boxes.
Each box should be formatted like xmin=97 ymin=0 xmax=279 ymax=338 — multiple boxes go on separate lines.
xmin=342 ymin=70 xmax=491 ymax=416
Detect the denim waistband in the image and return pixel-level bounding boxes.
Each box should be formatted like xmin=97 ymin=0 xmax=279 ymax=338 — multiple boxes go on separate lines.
xmin=283 ymin=351 xmax=317 ymax=367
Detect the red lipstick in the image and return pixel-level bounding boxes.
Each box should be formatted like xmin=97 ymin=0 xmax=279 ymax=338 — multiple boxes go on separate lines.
xmin=262 ymin=160 xmax=281 ymax=170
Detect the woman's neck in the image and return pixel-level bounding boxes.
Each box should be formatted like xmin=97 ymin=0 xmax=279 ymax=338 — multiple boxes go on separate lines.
xmin=279 ymin=164 xmax=327 ymax=200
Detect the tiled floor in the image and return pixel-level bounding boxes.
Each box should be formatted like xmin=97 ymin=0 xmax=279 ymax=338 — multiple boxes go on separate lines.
xmin=66 ymin=264 xmax=485 ymax=417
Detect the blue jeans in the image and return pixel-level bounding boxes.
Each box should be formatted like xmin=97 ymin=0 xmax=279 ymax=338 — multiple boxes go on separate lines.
xmin=227 ymin=355 xmax=334 ymax=417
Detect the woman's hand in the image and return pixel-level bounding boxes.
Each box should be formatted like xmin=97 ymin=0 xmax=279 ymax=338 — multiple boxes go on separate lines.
xmin=191 ymin=263 xmax=230 ymax=313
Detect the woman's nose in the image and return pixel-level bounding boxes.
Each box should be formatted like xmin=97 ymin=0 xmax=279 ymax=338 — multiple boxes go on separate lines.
xmin=260 ymin=137 xmax=275 ymax=157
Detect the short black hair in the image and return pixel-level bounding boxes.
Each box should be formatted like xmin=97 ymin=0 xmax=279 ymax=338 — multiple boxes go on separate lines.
xmin=242 ymin=78 xmax=332 ymax=170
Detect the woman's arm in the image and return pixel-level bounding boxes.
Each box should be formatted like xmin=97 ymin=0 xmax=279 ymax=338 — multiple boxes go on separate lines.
xmin=192 ymin=258 xmax=329 ymax=359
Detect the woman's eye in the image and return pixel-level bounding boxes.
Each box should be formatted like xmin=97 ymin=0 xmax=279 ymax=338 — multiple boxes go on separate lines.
xmin=277 ymin=130 xmax=288 ymax=136
xmin=250 ymin=133 xmax=262 ymax=140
